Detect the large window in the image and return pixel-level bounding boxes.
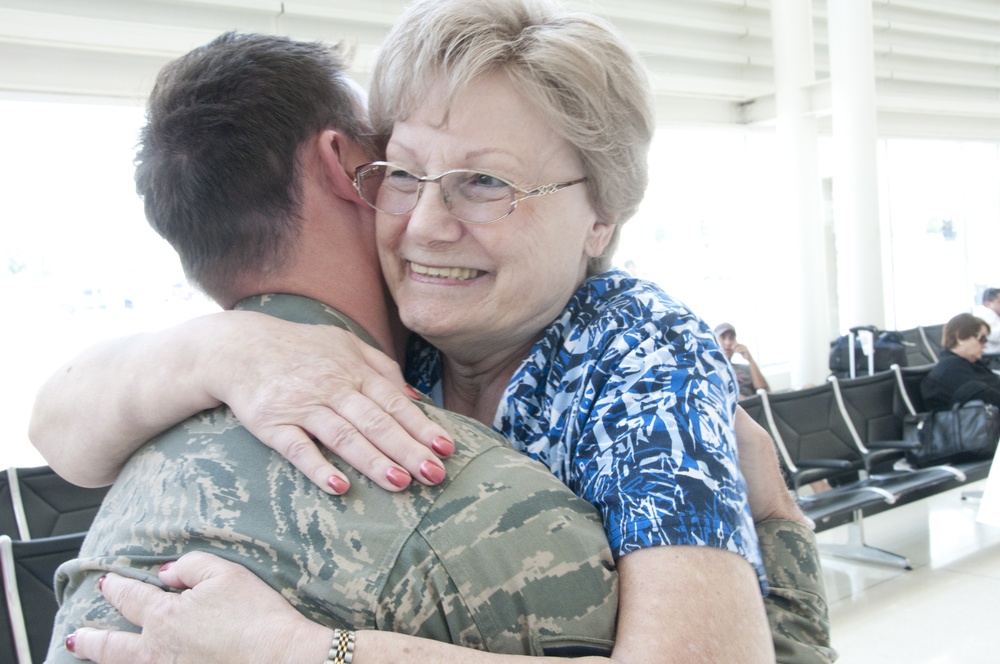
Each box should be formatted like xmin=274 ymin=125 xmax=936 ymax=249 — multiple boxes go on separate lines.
xmin=880 ymin=139 xmax=1000 ymax=328
xmin=2 ymin=99 xmax=217 ymax=468
xmin=616 ymin=128 xmax=789 ymax=383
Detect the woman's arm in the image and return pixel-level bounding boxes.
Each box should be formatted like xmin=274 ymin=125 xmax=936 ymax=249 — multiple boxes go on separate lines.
xmin=67 ymin=546 xmax=772 ymax=664
xmin=29 ymin=310 xmax=453 ymax=492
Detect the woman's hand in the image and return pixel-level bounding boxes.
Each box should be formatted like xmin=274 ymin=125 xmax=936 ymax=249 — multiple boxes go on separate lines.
xmin=66 ymin=553 xmax=333 ymax=664
xmin=203 ymin=313 xmax=454 ymax=492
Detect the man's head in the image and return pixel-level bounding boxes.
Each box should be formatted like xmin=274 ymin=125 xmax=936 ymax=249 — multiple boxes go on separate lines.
xmin=983 ymin=288 xmax=1000 ymax=313
xmin=714 ymin=322 xmax=737 ymax=358
xmin=135 ymin=32 xmax=376 ymax=304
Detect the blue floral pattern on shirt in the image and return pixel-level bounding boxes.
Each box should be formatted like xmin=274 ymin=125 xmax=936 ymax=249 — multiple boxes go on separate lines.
xmin=406 ymin=269 xmax=766 ymax=589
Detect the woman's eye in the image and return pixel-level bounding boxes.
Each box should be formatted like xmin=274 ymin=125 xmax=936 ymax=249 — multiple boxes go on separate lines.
xmin=386 ymin=168 xmax=417 ymax=181
xmin=469 ymin=172 xmax=507 ymax=188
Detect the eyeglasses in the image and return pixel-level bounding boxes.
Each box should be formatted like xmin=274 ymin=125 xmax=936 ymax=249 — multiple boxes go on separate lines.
xmin=353 ymin=161 xmax=588 ymax=224
xmin=977 ymin=334 xmax=989 ymax=344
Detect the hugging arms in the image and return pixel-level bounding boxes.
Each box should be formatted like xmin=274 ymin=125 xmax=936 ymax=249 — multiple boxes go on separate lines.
xmin=33 ymin=1 xmax=833 ymax=661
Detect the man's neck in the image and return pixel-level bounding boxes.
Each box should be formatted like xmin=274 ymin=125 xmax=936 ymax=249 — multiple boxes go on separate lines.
xmin=262 ymin=268 xmax=397 ymax=361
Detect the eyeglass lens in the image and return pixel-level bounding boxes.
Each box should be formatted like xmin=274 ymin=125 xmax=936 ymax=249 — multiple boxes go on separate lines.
xmin=356 ymin=164 xmax=516 ymax=223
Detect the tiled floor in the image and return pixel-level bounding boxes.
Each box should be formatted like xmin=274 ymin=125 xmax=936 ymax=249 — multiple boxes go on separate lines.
xmin=817 ymin=479 xmax=1000 ymax=663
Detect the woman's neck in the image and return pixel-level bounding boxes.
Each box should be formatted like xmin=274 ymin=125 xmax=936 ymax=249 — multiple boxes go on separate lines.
xmin=439 ymin=348 xmax=529 ymax=426
xmin=951 ymin=346 xmax=980 ymax=363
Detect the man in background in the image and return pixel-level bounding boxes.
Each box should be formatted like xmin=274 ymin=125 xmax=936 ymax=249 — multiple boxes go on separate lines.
xmin=973 ymin=288 xmax=1000 ymax=370
xmin=715 ymin=322 xmax=771 ymax=399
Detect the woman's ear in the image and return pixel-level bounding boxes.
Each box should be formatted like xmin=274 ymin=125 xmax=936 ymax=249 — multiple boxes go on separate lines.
xmin=317 ymin=129 xmax=366 ymax=205
xmin=584 ymin=214 xmax=618 ymax=259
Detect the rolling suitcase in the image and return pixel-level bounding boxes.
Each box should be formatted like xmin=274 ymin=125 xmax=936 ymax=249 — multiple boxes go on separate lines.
xmin=829 ymin=325 xmax=908 ymax=378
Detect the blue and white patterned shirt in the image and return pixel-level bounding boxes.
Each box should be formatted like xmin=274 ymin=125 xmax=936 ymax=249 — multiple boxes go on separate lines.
xmin=406 ymin=269 xmax=766 ymax=588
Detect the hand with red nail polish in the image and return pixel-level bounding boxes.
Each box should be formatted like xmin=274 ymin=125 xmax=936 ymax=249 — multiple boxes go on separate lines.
xmin=184 ymin=320 xmax=456 ymax=493
xmin=63 ymin=554 xmax=333 ymax=664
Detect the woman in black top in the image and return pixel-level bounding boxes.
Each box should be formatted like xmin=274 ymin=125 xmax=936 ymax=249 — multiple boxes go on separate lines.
xmin=921 ymin=312 xmax=1000 ymax=410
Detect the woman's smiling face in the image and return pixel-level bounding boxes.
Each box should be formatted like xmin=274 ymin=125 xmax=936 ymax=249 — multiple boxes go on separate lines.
xmin=375 ymin=72 xmax=615 ymax=362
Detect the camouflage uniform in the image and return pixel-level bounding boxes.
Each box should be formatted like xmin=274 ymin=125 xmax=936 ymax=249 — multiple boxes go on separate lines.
xmin=758 ymin=520 xmax=837 ymax=663
xmin=47 ymin=294 xmax=618 ymax=661
xmin=47 ymin=294 xmax=834 ymax=663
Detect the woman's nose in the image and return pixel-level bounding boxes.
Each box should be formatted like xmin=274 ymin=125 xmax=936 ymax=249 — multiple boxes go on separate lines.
xmin=405 ymin=183 xmax=465 ymax=244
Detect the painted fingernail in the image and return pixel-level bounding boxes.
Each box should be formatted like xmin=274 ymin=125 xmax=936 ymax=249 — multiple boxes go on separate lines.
xmin=404 ymin=384 xmax=421 ymax=400
xmin=159 ymin=561 xmax=175 ymax=572
xmin=327 ymin=475 xmax=350 ymax=494
xmin=386 ymin=467 xmax=412 ymax=488
xmin=420 ymin=460 xmax=446 ymax=484
xmin=65 ymin=634 xmax=76 ymax=653
xmin=98 ymin=575 xmax=106 ymax=591
xmin=431 ymin=435 xmax=455 ymax=457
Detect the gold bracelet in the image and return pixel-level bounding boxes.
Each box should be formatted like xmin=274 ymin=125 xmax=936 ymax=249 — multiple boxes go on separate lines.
xmin=325 ymin=629 xmax=355 ymax=664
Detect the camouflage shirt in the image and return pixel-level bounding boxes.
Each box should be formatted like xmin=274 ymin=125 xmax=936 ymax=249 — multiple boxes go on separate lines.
xmin=47 ymin=294 xmax=618 ymax=661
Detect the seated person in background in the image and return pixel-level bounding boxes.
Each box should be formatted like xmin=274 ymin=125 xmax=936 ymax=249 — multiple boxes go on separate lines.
xmin=972 ymin=287 xmax=1000 ymax=370
xmin=715 ymin=322 xmax=771 ymax=398
xmin=921 ymin=313 xmax=1000 ymax=411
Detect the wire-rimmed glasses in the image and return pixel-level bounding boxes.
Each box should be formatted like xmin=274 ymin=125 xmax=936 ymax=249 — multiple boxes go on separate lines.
xmin=353 ymin=161 xmax=587 ymax=224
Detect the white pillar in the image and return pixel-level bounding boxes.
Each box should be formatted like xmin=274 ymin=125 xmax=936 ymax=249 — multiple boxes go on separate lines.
xmin=771 ymin=0 xmax=830 ymax=387
xmin=827 ymin=0 xmax=885 ymax=330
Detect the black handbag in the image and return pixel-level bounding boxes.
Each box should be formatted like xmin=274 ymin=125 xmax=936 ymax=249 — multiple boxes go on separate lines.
xmin=903 ymin=400 xmax=1000 ymax=467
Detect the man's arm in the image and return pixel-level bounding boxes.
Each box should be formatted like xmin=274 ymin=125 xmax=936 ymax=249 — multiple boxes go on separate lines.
xmin=735 ymin=343 xmax=771 ymax=392
xmin=734 ymin=407 xmax=837 ymax=663
xmin=757 ymin=521 xmax=836 ymax=663
xmin=29 ymin=311 xmax=451 ymax=492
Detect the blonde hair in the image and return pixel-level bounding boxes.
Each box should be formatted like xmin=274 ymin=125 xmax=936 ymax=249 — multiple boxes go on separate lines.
xmin=370 ymin=0 xmax=655 ymax=275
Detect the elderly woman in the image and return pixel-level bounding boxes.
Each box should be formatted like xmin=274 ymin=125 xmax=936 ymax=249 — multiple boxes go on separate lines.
xmin=36 ymin=1 xmax=832 ymax=663
xmin=922 ymin=312 xmax=1000 ymax=410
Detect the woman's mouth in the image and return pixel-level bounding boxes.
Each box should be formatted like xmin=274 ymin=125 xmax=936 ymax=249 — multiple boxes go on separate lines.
xmin=409 ymin=262 xmax=482 ymax=281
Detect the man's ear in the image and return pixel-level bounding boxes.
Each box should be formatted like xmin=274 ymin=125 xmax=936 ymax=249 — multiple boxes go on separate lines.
xmin=317 ymin=129 xmax=366 ymax=204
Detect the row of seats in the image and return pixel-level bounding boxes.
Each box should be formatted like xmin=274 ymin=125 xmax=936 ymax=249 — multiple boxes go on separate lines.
xmin=2 ymin=466 xmax=109 ymax=664
xmin=742 ymin=363 xmax=993 ymax=569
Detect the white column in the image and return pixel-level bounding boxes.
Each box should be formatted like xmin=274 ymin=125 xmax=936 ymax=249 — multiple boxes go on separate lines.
xmin=771 ymin=0 xmax=830 ymax=388
xmin=827 ymin=0 xmax=885 ymax=330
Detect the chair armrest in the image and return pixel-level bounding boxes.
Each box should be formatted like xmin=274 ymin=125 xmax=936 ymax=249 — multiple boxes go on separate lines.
xmin=797 ymin=459 xmax=858 ymax=470
xmin=866 ymin=439 xmax=921 ymax=451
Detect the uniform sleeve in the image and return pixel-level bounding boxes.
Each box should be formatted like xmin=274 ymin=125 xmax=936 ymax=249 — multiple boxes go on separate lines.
xmin=757 ymin=520 xmax=838 ymax=664
xmin=47 ymin=558 xmax=158 ymax=663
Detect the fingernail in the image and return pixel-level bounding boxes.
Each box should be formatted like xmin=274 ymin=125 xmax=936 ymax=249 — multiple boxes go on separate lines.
xmin=65 ymin=634 xmax=76 ymax=653
xmin=98 ymin=575 xmax=106 ymax=591
xmin=159 ymin=561 xmax=175 ymax=572
xmin=431 ymin=435 xmax=455 ymax=457
xmin=420 ymin=460 xmax=446 ymax=484
xmin=404 ymin=384 xmax=421 ymax=400
xmin=386 ymin=467 xmax=411 ymax=488
xmin=327 ymin=475 xmax=350 ymax=494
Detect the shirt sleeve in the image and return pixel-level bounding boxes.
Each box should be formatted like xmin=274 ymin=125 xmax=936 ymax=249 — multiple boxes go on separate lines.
xmin=566 ymin=311 xmax=765 ymax=587
xmin=757 ymin=520 xmax=837 ymax=664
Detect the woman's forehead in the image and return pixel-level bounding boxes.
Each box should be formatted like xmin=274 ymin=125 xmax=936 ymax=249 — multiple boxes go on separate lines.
xmin=387 ymin=74 xmax=575 ymax=170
